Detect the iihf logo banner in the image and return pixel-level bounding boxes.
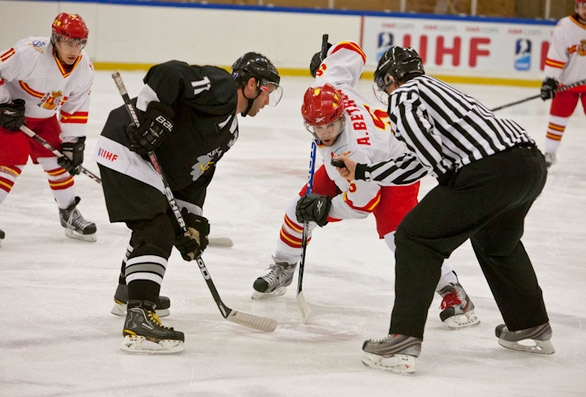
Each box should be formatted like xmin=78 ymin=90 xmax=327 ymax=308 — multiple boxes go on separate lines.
xmin=514 ymin=39 xmax=532 ymax=71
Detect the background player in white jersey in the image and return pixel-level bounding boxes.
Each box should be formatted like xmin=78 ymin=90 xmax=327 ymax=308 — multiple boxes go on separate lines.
xmin=97 ymin=53 xmax=282 ymax=354
xmin=0 ymin=13 xmax=96 ymax=245
xmin=540 ymin=0 xmax=586 ymax=168
xmin=252 ymin=41 xmax=479 ymax=329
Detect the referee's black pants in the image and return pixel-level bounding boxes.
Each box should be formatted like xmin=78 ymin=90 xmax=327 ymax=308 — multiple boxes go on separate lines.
xmin=390 ymin=145 xmax=549 ymax=339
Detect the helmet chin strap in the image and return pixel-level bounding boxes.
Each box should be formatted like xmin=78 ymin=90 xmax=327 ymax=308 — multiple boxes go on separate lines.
xmin=240 ymin=88 xmax=260 ymax=117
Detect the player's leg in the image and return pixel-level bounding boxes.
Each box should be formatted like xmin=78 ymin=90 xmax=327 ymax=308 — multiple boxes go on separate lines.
xmin=544 ymin=90 xmax=580 ymax=168
xmin=252 ymin=165 xmax=338 ymax=299
xmin=0 ymin=127 xmax=31 ymax=245
xmin=98 ymin=163 xmax=183 ymax=354
xmin=29 ymin=117 xmax=96 ymax=241
xmin=375 ymin=182 xmax=479 ymax=328
xmin=110 ymin=239 xmax=171 ymax=317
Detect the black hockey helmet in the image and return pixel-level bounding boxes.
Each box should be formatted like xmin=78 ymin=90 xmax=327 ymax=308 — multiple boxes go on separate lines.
xmin=374 ymin=46 xmax=424 ymax=91
xmin=232 ymin=52 xmax=281 ymax=87
xmin=232 ymin=52 xmax=282 ymax=114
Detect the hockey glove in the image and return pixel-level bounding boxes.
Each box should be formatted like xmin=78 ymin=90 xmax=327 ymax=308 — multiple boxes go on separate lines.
xmin=58 ymin=137 xmax=86 ymax=175
xmin=127 ymin=101 xmax=174 ymax=155
xmin=540 ymin=78 xmax=557 ymax=101
xmin=309 ymin=42 xmax=332 ymax=78
xmin=0 ymin=99 xmax=26 ymax=131
xmin=174 ymin=209 xmax=210 ymax=261
xmin=296 ymin=193 xmax=332 ymax=227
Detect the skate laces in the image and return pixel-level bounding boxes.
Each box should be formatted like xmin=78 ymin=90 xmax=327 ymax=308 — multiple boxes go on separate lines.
xmin=369 ymin=334 xmax=397 ymax=343
xmin=65 ymin=208 xmax=92 ymax=229
xmin=147 ymin=310 xmax=171 ymax=330
xmin=264 ymin=263 xmax=289 ymax=284
xmin=440 ymin=290 xmax=462 ymax=310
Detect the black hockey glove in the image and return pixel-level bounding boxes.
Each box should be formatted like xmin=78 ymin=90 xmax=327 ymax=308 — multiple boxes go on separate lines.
xmin=127 ymin=101 xmax=174 ymax=155
xmin=540 ymin=78 xmax=558 ymax=101
xmin=174 ymin=209 xmax=210 ymax=261
xmin=296 ymin=193 xmax=332 ymax=227
xmin=58 ymin=137 xmax=85 ymax=175
xmin=309 ymin=42 xmax=332 ymax=78
xmin=0 ymin=99 xmax=26 ymax=131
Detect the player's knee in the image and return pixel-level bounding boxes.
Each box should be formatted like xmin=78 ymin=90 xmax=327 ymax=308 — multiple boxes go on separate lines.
xmin=127 ymin=213 xmax=175 ymax=256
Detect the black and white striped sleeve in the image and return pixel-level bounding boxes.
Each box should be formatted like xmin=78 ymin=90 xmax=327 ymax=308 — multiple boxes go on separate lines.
xmin=355 ymin=151 xmax=428 ymax=186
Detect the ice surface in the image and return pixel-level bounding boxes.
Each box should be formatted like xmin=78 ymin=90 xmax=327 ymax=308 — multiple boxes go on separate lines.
xmin=1 ymin=73 xmax=585 ymax=396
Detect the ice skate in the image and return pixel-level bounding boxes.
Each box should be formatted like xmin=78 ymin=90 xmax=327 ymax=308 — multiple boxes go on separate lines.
xmin=110 ymin=284 xmax=171 ymax=317
xmin=544 ymin=152 xmax=557 ymax=169
xmin=438 ymin=282 xmax=480 ymax=328
xmin=252 ymin=258 xmax=296 ymax=300
xmin=121 ymin=300 xmax=184 ymax=354
xmin=495 ymin=322 xmax=554 ymax=355
xmin=361 ymin=334 xmax=422 ymax=374
xmin=59 ymin=196 xmax=97 ymax=242
xmin=0 ymin=228 xmax=4 ymax=247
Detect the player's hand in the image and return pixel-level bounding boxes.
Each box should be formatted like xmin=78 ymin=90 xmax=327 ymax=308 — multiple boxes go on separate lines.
xmin=334 ymin=156 xmax=357 ymax=180
xmin=127 ymin=101 xmax=174 ymax=155
xmin=174 ymin=209 xmax=210 ymax=261
xmin=309 ymin=42 xmax=332 ymax=78
xmin=0 ymin=99 xmax=26 ymax=131
xmin=58 ymin=137 xmax=86 ymax=175
xmin=540 ymin=78 xmax=557 ymax=101
xmin=296 ymin=193 xmax=332 ymax=227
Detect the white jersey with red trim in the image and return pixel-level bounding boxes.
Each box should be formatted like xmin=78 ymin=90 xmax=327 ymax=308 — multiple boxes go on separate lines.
xmin=0 ymin=36 xmax=93 ymax=141
xmin=544 ymin=14 xmax=586 ymax=85
xmin=313 ymin=41 xmax=408 ymax=221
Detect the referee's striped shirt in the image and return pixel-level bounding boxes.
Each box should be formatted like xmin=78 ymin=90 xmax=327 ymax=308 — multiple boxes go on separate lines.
xmin=356 ymin=75 xmax=535 ymax=185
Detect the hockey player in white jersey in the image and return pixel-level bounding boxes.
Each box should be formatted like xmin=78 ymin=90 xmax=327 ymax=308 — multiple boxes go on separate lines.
xmin=0 ymin=13 xmax=96 ymax=243
xmin=540 ymin=0 xmax=586 ymax=168
xmin=252 ymin=41 xmax=479 ymax=329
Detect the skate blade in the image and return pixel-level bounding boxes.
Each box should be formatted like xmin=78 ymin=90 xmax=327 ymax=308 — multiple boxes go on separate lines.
xmin=121 ymin=335 xmax=184 ymax=354
xmin=251 ymin=286 xmax=287 ymax=300
xmin=111 ymin=302 xmax=170 ymax=318
xmin=443 ymin=310 xmax=480 ymax=329
xmin=361 ymin=352 xmax=416 ymax=374
xmin=64 ymin=228 xmax=97 ymax=242
xmin=498 ymin=338 xmax=555 ymax=355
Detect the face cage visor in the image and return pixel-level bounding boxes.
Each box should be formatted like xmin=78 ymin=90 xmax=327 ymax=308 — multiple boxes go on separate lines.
xmin=304 ymin=116 xmax=346 ymax=143
xmin=53 ymin=33 xmax=87 ymax=50
xmin=259 ymin=79 xmax=283 ymax=107
xmin=373 ymin=73 xmax=395 ymax=106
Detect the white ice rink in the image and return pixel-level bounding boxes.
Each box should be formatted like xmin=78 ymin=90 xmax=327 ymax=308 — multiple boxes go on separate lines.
xmin=1 ymin=73 xmax=585 ymax=396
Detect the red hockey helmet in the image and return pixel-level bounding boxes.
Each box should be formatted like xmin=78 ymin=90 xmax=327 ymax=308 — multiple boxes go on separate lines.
xmin=51 ymin=13 xmax=89 ymax=43
xmin=301 ymin=84 xmax=344 ymax=126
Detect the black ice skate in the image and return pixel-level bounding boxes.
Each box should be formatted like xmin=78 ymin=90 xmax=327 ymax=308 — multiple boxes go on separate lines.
xmin=59 ymin=196 xmax=97 ymax=242
xmin=252 ymin=258 xmax=296 ymax=300
xmin=361 ymin=334 xmax=422 ymax=374
xmin=438 ymin=282 xmax=480 ymax=328
xmin=495 ymin=322 xmax=554 ymax=355
xmin=0 ymin=228 xmax=4 ymax=246
xmin=121 ymin=300 xmax=184 ymax=354
xmin=111 ymin=284 xmax=171 ymax=317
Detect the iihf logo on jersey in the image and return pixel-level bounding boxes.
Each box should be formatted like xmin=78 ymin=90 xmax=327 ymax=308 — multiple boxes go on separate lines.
xmin=514 ymin=39 xmax=532 ymax=71
xmin=27 ymin=40 xmax=46 ymax=53
xmin=377 ymin=33 xmax=394 ymax=62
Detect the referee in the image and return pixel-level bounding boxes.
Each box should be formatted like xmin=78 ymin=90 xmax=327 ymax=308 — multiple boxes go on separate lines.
xmin=336 ymin=46 xmax=554 ymax=374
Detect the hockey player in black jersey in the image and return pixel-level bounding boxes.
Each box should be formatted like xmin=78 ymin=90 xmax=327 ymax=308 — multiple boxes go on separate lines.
xmin=96 ymin=53 xmax=282 ymax=354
